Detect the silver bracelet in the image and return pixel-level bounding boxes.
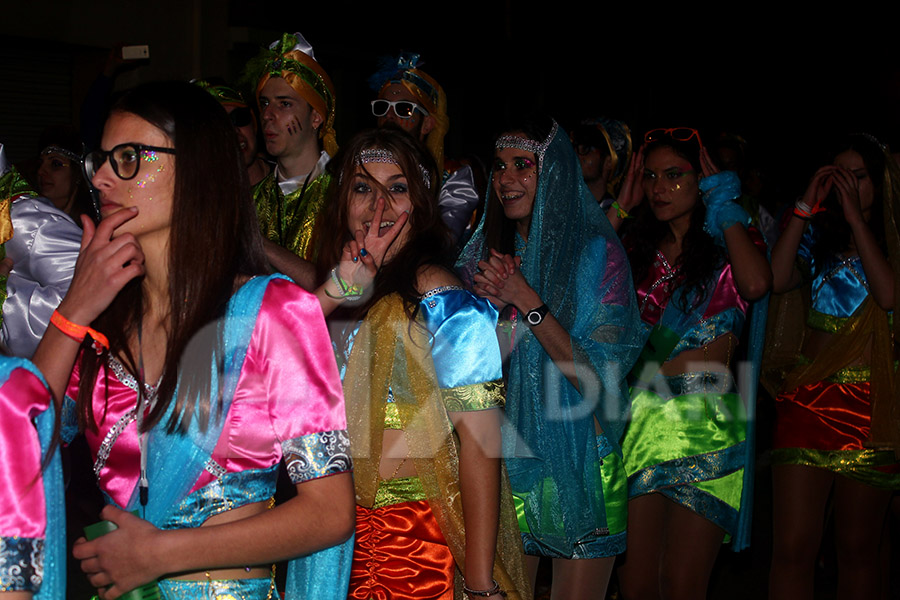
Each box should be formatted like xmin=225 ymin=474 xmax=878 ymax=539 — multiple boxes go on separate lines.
xmin=324 ymin=267 xmax=365 ymax=302
xmin=463 ymin=579 xmax=505 ymax=597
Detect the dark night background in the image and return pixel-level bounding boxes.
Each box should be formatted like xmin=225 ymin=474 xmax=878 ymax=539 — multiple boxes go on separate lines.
xmin=3 ymin=2 xmax=900 ymax=201
xmin=1 ymin=3 xmax=898 ymax=598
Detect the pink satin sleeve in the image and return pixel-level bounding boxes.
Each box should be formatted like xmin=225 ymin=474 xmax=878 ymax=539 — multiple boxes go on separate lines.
xmin=69 ymin=354 xmax=151 ymax=508
xmin=194 ymin=278 xmax=347 ymax=490
xmin=0 ymin=368 xmax=51 ymax=538
xmin=702 ymin=228 xmax=765 ymax=320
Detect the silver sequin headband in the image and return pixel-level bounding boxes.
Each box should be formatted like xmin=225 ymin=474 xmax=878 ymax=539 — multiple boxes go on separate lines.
xmin=494 ymin=120 xmax=558 ymax=174
xmin=354 ymin=147 xmax=431 ymax=188
xmin=41 ymin=145 xmax=81 ymax=163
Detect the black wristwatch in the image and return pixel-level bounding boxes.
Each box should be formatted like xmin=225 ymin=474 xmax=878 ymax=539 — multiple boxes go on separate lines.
xmin=524 ymin=304 xmax=549 ymax=326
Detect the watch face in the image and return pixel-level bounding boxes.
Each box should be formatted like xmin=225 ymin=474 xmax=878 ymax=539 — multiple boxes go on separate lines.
xmin=526 ymin=310 xmax=542 ymax=325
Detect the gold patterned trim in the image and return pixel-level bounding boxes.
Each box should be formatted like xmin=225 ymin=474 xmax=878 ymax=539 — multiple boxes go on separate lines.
xmin=384 ymin=401 xmax=401 ymax=429
xmin=827 ymin=365 xmax=871 ymax=383
xmin=441 ymin=379 xmax=505 ymax=412
xmin=772 ymin=447 xmax=900 ymax=489
xmin=806 ymin=310 xmax=848 ymax=333
xmin=373 ymin=475 xmax=426 ymax=508
xmin=793 ymin=354 xmax=872 ymax=384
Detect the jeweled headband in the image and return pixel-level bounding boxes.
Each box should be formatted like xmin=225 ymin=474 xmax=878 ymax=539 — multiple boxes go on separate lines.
xmin=41 ymin=145 xmax=81 ymax=163
xmin=494 ymin=120 xmax=558 ymax=174
xmin=353 ymin=148 xmax=431 ymax=189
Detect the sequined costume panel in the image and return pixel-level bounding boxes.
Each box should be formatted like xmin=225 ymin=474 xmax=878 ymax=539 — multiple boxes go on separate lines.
xmin=158 ymin=576 xmax=274 ymax=599
xmin=634 ymin=228 xmax=764 ymax=357
xmin=251 ymin=163 xmax=331 ymax=261
xmin=797 ymin=231 xmax=870 ymax=324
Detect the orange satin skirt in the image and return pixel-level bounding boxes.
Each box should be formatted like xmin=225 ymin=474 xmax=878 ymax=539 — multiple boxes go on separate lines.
xmin=774 ymin=380 xmax=871 ymax=451
xmin=349 ymin=500 xmax=455 ymax=600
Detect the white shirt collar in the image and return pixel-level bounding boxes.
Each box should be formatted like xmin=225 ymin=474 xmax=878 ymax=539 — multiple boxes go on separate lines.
xmin=275 ymin=150 xmax=330 ymax=195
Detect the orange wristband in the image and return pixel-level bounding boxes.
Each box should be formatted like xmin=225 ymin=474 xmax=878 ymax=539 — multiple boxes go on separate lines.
xmin=50 ymin=310 xmax=109 ymax=355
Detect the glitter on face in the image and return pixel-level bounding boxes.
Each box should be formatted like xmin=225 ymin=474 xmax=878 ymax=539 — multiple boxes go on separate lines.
xmin=142 ymin=150 xmax=160 ymax=162
xmin=134 ymin=163 xmax=165 ymax=189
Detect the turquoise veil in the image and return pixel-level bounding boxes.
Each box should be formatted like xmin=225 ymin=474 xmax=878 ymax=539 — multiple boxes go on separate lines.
xmin=457 ymin=121 xmax=642 ymax=556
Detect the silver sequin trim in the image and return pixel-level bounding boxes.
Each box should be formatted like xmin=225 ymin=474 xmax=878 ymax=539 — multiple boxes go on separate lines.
xmin=0 ymin=536 xmax=43 ymax=592
xmin=640 ymin=251 xmax=678 ymax=316
xmin=204 ymin=459 xmax=227 ymax=479
xmin=421 ymin=285 xmax=463 ymax=308
xmin=93 ymin=355 xmax=157 ymax=476
xmin=494 ymin=120 xmax=558 ymax=174
xmin=283 ymin=429 xmax=352 ymax=484
xmin=421 ymin=285 xmax=463 ymax=298
xmin=107 ymin=354 xmax=159 ymax=400
xmin=93 ymin=407 xmax=138 ymax=476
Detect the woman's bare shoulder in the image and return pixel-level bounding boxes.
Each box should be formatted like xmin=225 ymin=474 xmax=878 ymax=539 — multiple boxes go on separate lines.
xmin=415 ymin=264 xmax=462 ymax=295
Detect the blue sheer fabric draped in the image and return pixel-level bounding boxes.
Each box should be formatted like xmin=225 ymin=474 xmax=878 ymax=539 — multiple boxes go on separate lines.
xmin=457 ymin=121 xmax=642 ymax=557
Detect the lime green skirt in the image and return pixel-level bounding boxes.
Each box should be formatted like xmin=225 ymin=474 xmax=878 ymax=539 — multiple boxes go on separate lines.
xmin=622 ymin=372 xmax=747 ymax=535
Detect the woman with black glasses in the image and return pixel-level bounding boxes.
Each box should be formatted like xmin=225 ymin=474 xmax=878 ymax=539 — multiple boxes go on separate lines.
xmin=31 ymin=81 xmax=354 ymax=600
xmin=610 ymin=128 xmax=771 ymax=600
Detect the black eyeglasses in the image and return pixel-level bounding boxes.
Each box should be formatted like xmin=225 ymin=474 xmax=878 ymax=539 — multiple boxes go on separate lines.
xmin=371 ymin=99 xmax=428 ymax=120
xmin=229 ymin=106 xmax=253 ymax=128
xmin=83 ymin=143 xmax=176 ymax=182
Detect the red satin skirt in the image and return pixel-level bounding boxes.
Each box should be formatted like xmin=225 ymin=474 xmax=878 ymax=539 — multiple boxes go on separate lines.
xmin=774 ymin=380 xmax=872 ymax=450
xmin=349 ymin=500 xmax=455 ymax=600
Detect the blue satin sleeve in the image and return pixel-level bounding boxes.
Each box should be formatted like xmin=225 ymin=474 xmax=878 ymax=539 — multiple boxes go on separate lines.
xmin=810 ymin=255 xmax=869 ymax=319
xmin=419 ymin=287 xmax=502 ymax=389
xmin=798 ymin=226 xmax=869 ymax=319
xmin=671 ymin=307 xmax=746 ymax=356
xmin=796 ymin=227 xmax=815 ymax=276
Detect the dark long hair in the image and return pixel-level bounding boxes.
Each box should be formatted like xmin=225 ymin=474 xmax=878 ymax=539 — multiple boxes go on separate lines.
xmin=318 ymin=128 xmax=452 ymax=327
xmin=77 ymin=81 xmax=269 ymax=434
xmin=626 ymin=137 xmax=726 ymax=311
xmin=811 ymin=134 xmax=887 ymax=266
xmin=482 ymin=117 xmax=555 ymax=257
xmin=36 ymin=125 xmax=93 ymax=222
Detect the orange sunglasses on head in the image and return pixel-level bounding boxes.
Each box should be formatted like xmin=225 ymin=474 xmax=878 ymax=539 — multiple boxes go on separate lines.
xmin=644 ymin=127 xmax=703 ymax=148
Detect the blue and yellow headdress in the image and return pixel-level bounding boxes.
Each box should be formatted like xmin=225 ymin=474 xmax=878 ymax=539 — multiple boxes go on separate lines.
xmin=369 ymin=53 xmax=448 ymax=171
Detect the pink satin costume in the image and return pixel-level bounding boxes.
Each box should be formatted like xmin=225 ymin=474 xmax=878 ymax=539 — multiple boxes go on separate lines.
xmin=0 ymin=364 xmax=51 ymax=592
xmin=61 ymin=278 xmax=351 ymax=532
